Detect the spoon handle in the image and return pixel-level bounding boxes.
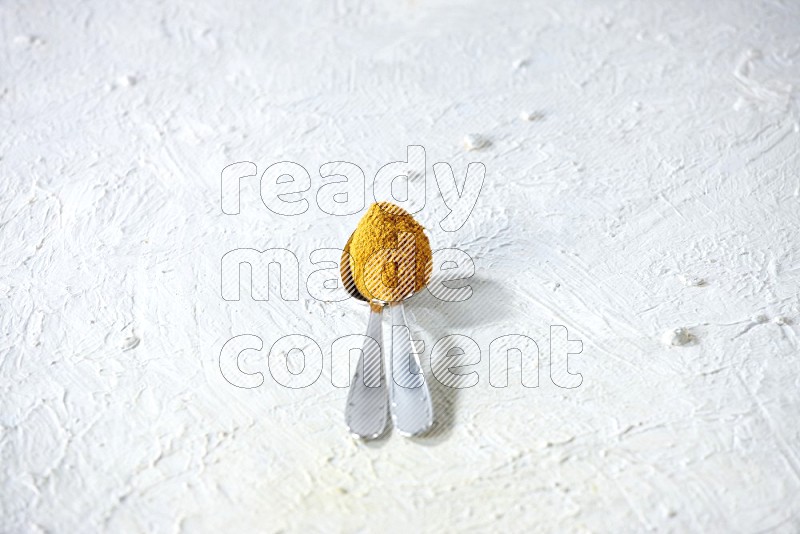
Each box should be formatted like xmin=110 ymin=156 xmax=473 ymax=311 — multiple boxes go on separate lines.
xmin=345 ymin=307 xmax=389 ymax=439
xmin=389 ymin=302 xmax=434 ymax=436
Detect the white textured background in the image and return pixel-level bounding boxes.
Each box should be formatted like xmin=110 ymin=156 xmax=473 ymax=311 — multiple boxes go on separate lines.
xmin=3 ymin=0 xmax=800 ymax=532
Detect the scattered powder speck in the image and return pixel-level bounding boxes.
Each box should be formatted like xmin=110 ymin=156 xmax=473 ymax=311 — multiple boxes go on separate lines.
xmin=512 ymin=58 xmax=528 ymax=69
xmin=117 ymin=75 xmax=137 ymax=87
xmin=520 ymin=111 xmax=543 ymax=122
xmin=463 ymin=134 xmax=488 ymax=151
xmin=679 ymin=274 xmax=706 ymax=287
xmin=752 ymin=314 xmax=769 ymax=324
xmin=13 ymin=35 xmax=44 ymax=47
xmin=661 ymin=327 xmax=694 ymax=347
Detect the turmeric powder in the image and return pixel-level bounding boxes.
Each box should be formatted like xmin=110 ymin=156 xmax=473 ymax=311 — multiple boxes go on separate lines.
xmin=345 ymin=202 xmax=432 ymax=303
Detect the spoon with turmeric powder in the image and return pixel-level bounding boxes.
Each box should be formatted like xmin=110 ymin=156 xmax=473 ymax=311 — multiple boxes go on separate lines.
xmin=342 ymin=202 xmax=434 ymax=438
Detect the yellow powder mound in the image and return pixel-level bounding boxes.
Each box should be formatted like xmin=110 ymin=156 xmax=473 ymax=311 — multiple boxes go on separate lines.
xmin=347 ymin=202 xmax=432 ymax=303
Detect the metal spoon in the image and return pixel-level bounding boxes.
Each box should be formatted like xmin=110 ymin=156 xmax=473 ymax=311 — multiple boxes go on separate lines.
xmin=341 ymin=235 xmax=389 ymax=439
xmin=341 ymin=234 xmax=434 ymax=438
xmin=387 ymin=299 xmax=433 ymax=437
